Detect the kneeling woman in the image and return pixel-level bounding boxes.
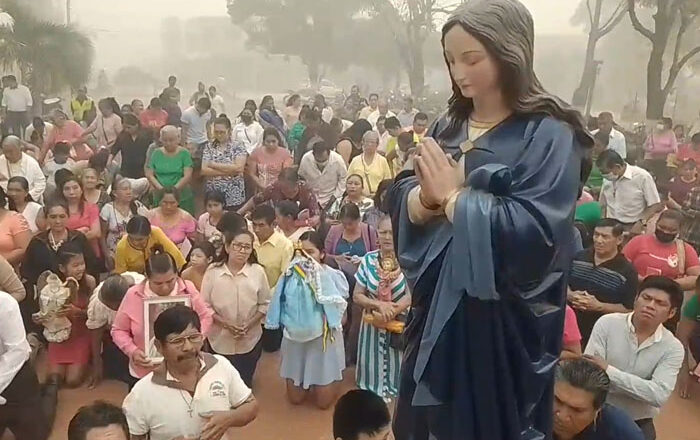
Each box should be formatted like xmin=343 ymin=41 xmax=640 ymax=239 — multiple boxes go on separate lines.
xmin=201 ymin=230 xmax=271 ymax=387
xmin=266 ymin=231 xmax=348 ymax=409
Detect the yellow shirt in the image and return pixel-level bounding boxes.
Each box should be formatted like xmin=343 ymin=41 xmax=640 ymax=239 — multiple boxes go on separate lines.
xmin=114 ymin=226 xmax=186 ymax=274
xmin=254 ymin=231 xmax=293 ymax=290
xmin=347 ymin=153 xmax=393 ymax=197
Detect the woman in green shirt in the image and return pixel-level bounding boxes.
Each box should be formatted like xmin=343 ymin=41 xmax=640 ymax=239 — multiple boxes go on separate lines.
xmin=145 ymin=125 xmax=195 ymax=215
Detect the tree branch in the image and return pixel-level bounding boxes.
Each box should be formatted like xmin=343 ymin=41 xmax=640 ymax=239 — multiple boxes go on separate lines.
xmin=586 ymin=0 xmax=594 ymax=26
xmin=627 ymin=0 xmax=654 ymax=41
xmin=599 ymin=0 xmax=628 ymax=36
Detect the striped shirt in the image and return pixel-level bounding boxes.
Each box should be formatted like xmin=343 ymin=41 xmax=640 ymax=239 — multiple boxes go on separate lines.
xmin=355 ymin=251 xmax=408 ymax=399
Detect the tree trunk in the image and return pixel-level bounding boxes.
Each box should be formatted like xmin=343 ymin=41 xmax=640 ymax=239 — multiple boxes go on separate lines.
xmin=646 ymin=44 xmax=667 ymax=120
xmin=408 ymin=43 xmax=425 ymax=98
xmin=572 ymin=0 xmax=603 ymax=111
xmin=307 ymin=60 xmax=320 ymax=86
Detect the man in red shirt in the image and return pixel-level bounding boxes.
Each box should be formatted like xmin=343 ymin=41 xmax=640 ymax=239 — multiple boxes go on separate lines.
xmin=138 ymin=97 xmax=168 ymax=136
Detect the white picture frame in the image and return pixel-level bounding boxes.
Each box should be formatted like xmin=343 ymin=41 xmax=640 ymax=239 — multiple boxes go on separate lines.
xmin=142 ymin=296 xmax=192 ymax=363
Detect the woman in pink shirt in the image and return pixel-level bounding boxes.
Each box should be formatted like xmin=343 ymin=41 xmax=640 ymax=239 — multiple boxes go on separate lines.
xmin=644 ymin=117 xmax=678 ymax=184
xmin=247 ymin=127 xmax=293 ymax=192
xmin=147 ymin=187 xmax=197 ymax=256
xmin=60 ymin=174 xmax=102 ymax=260
xmin=83 ymin=98 xmax=123 ymax=149
xmin=111 ymin=249 xmax=213 ymax=379
xmin=44 ymin=109 xmax=94 ymax=162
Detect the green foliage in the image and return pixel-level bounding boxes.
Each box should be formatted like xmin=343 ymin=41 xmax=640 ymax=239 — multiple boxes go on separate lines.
xmin=0 ymin=0 xmax=94 ymax=94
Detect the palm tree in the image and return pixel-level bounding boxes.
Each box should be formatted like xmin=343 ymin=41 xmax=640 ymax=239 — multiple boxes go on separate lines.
xmin=0 ymin=0 xmax=93 ymax=98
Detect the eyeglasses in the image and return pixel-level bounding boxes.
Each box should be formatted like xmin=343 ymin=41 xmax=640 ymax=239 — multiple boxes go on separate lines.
xmin=166 ymin=333 xmax=204 ymax=347
xmin=231 ymin=243 xmax=253 ymax=252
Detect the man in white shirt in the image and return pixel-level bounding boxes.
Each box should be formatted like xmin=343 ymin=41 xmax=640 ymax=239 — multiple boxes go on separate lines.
xmin=396 ymin=96 xmax=419 ymax=128
xmin=181 ymin=96 xmax=213 ymax=168
xmin=367 ymin=98 xmax=396 ymax=129
xmin=209 ymin=86 xmax=226 ymax=117
xmin=123 ymin=305 xmax=258 ymax=440
xmin=592 ymin=112 xmax=627 ymax=159
xmin=0 ymin=136 xmax=46 ymax=202
xmin=584 ymin=276 xmax=684 ymax=440
xmin=597 ymin=149 xmax=663 ymax=233
xmin=359 ymin=93 xmax=379 ymax=120
xmin=1 ymin=75 xmax=32 ymax=139
xmin=298 ymin=139 xmax=347 ymax=208
xmin=0 ymin=291 xmax=49 ymax=440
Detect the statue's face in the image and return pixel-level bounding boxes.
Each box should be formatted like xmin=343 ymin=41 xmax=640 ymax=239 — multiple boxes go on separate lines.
xmin=443 ymin=25 xmax=500 ymax=100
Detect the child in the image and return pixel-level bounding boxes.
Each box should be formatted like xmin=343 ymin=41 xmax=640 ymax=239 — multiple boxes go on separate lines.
xmin=42 ymin=241 xmax=96 ymax=389
xmin=667 ymin=159 xmax=698 ymax=210
xmin=181 ymin=241 xmax=216 ymax=291
xmin=333 ymin=390 xmax=391 ymax=440
xmin=265 ymin=230 xmax=348 ymax=409
xmin=44 ymin=142 xmax=81 ymax=196
xmin=388 ymin=130 xmax=416 ymax=175
xmin=87 ymin=272 xmax=144 ymax=388
xmin=196 ymin=190 xmax=226 ymax=253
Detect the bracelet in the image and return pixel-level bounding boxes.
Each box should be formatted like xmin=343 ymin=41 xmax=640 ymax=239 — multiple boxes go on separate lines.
xmin=418 ymin=190 xmax=442 ymax=211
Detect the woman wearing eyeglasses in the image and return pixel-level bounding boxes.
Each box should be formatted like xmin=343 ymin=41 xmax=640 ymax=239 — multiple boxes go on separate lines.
xmin=113 ymin=215 xmax=185 ymax=275
xmin=201 ymin=230 xmax=271 ymax=387
xmin=111 ymin=249 xmax=213 ymax=380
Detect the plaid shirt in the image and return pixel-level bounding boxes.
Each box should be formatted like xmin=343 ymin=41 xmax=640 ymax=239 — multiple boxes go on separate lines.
xmin=681 ymin=186 xmax=700 ymax=247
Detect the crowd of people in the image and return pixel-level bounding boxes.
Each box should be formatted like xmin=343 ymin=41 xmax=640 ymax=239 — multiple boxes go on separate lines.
xmin=0 ymin=69 xmax=698 ymax=440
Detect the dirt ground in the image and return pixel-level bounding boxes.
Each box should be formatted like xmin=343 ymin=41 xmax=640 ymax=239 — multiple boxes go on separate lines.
xmin=3 ymin=351 xmax=699 ymax=440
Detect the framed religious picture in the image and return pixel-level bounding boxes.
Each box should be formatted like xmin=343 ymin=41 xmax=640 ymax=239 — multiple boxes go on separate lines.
xmin=143 ymin=296 xmax=192 ymax=363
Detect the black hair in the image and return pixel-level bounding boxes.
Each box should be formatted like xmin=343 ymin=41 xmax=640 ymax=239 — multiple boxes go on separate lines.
xmin=414 ymin=112 xmax=429 ymax=122
xmin=7 ymin=176 xmax=33 ymax=210
xmin=243 ymin=99 xmax=257 ymax=112
xmin=595 ymin=149 xmax=625 ymax=170
xmin=98 ymin=97 xmax=122 ymax=119
xmin=213 ymin=114 xmax=232 ymax=130
xmin=57 ymin=241 xmax=90 ymax=298
xmin=43 ymin=198 xmax=69 ymax=218
xmin=594 ymin=218 xmax=624 ymax=237
xmin=681 ymin=158 xmax=697 ymax=169
xmin=196 ymin=96 xmax=212 ymax=110
xmin=99 ymin=274 xmax=131 ymax=307
xmin=376 ymin=115 xmax=387 ymax=124
xmin=0 ymin=185 xmax=8 ymax=209
xmin=305 ymin=109 xmax=322 ymax=123
xmin=313 ymin=94 xmax=326 ymax=109
xmin=278 ymin=167 xmax=300 ymax=184
xmin=149 ymin=97 xmax=162 ymax=108
xmin=658 ymin=208 xmax=683 ymax=225
xmin=275 ymin=200 xmax=300 ymax=220
xmin=126 ymin=215 xmax=151 ymax=236
xmin=68 ymin=401 xmax=129 ymax=440
xmin=5 ymin=74 xmax=16 ymax=82
xmin=168 ymin=75 xmax=177 ymax=81
xmin=260 ymin=95 xmax=275 ymax=112
xmin=159 ymin=186 xmax=180 ymax=204
xmin=32 ymin=116 xmax=45 ymax=127
xmin=299 ymin=230 xmax=324 ymax=253
xmin=204 ymin=189 xmax=226 ymax=206
xmin=555 ymin=359 xmax=610 ymax=410
xmin=122 ymin=113 xmax=139 ymax=127
xmin=692 ymin=133 xmax=700 ymax=144
xmin=661 ymin=117 xmax=673 ymax=130
xmin=341 ymin=119 xmax=372 ymax=144
xmin=638 ymin=275 xmax=684 ymax=312
xmin=333 ymin=390 xmax=391 ymax=440
xmin=262 ymin=127 xmax=283 ymax=146
xmin=286 ymin=94 xmax=301 ymax=107
xmin=346 ymin=173 xmax=365 ymax=188
xmin=215 ymin=229 xmax=259 ymax=266
xmin=121 ymin=104 xmax=133 ymax=114
xmin=153 ymin=305 xmax=201 ymax=343
xmin=131 ymin=98 xmax=143 ymax=108
xmin=312 ymin=140 xmax=330 ymax=156
xmin=191 ymin=241 xmax=217 ymax=261
xmin=384 ymin=116 xmax=401 ymax=130
xmin=373 ymin=179 xmax=394 ymax=211
xmin=53 ymin=141 xmax=72 ymax=156
xmin=397 ymin=131 xmax=416 ymax=147
xmin=145 ymin=247 xmax=178 ymax=278
xmin=368 ymin=93 xmax=379 ymax=100
xmin=251 ymin=204 xmax=275 ymax=225
xmin=339 ymin=203 xmax=361 ymax=221
xmin=298 ymin=105 xmax=310 ymax=122
xmin=216 ymin=211 xmax=248 ymax=236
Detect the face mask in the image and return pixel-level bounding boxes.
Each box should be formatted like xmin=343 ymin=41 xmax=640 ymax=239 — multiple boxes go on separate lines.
xmin=656 ymin=123 xmax=666 ymax=131
xmin=602 ymin=172 xmax=618 ymax=182
xmin=655 ymin=229 xmax=677 ymax=243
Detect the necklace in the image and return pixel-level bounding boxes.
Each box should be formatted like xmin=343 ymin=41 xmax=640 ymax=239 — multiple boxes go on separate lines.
xmin=48 ymin=230 xmax=67 ymax=252
xmin=178 ymin=389 xmax=195 ymax=417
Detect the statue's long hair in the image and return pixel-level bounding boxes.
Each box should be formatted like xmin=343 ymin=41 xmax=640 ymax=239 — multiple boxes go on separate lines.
xmin=439 ymin=0 xmax=593 ymax=150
